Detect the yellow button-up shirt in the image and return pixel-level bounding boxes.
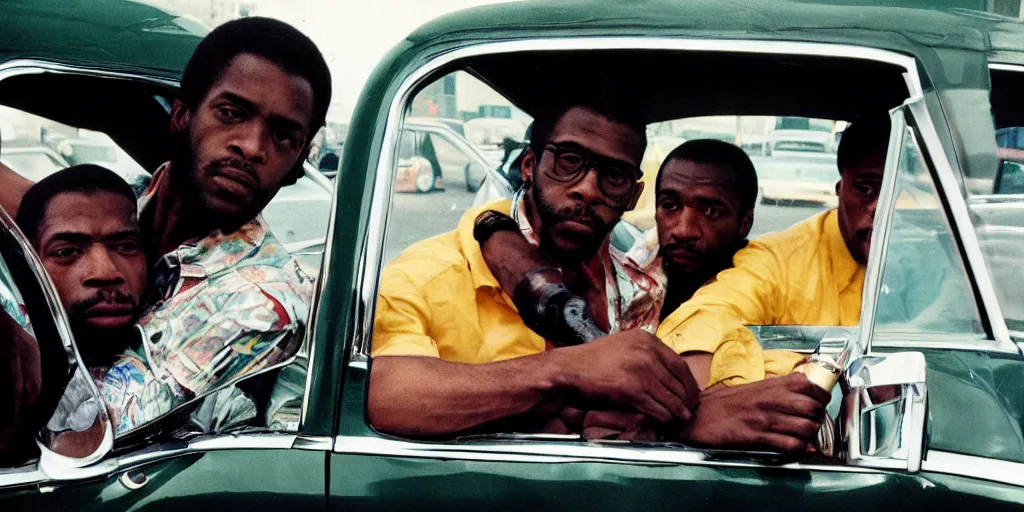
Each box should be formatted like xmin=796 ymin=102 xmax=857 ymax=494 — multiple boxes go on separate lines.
xmin=371 ymin=200 xmax=544 ymax=362
xmin=657 ymin=209 xmax=864 ymax=388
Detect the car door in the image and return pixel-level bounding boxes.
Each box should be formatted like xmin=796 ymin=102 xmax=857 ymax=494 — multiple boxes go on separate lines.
xmin=324 ymin=37 xmax=1024 ymax=510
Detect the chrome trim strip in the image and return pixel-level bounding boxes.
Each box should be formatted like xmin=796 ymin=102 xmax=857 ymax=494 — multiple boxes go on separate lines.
xmin=857 ymin=106 xmax=907 ymax=354
xmin=906 ymin=101 xmax=1016 ymax=351
xmin=0 ymin=466 xmax=46 ymax=490
xmin=871 ymin=338 xmax=1019 ymax=353
xmin=0 ymin=59 xmax=178 ymax=87
xmin=989 ymin=63 xmax=1024 ymax=73
xmin=355 ymin=37 xmax=925 ymax=356
xmin=301 ymin=149 xmax=341 ymax=429
xmin=333 ymin=435 xmax=890 ymax=474
xmin=922 ymin=450 xmax=1024 ymax=487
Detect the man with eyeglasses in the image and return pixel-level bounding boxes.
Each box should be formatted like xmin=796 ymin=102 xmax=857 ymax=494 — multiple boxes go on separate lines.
xmin=369 ymin=103 xmax=704 ymax=438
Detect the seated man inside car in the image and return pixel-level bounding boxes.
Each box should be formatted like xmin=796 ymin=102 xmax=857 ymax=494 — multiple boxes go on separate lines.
xmin=370 ymin=103 xmax=829 ymax=451
xmin=477 ymin=139 xmax=828 ymax=444
xmin=657 ymin=113 xmax=890 ymax=390
xmin=0 ymin=18 xmax=330 ymax=434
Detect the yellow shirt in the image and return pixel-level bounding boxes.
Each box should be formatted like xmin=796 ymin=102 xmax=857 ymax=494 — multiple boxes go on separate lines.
xmin=657 ymin=209 xmax=864 ymax=388
xmin=372 ymin=200 xmax=546 ymax=362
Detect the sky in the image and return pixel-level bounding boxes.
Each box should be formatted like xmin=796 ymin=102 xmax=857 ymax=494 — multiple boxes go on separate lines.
xmin=250 ymin=0 xmax=520 ymax=121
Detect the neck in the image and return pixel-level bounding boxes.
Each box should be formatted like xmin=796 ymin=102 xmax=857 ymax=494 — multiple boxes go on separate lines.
xmin=142 ymin=174 xmax=214 ymax=259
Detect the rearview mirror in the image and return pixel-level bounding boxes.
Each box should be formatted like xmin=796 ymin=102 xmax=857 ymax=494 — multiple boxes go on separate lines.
xmin=839 ymin=351 xmax=928 ymax=472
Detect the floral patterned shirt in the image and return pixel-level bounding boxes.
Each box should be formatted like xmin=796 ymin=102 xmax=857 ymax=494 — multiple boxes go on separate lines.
xmin=98 ymin=163 xmax=313 ymax=434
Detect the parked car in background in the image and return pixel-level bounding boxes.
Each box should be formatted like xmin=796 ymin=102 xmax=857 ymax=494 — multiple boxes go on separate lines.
xmin=753 ymin=154 xmax=839 ymax=207
xmin=0 ymin=141 xmax=69 ymax=181
xmin=394 ymin=118 xmax=496 ymax=193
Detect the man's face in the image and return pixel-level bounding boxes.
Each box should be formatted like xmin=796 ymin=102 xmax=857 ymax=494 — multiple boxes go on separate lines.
xmin=36 ymin=191 xmax=147 ymax=360
xmin=175 ymin=53 xmax=314 ymax=227
xmin=837 ymin=153 xmax=885 ymax=265
xmin=656 ymin=159 xmax=752 ymax=276
xmin=521 ymin=107 xmax=645 ymax=265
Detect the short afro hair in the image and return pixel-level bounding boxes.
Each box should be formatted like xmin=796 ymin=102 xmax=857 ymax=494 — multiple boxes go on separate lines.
xmin=656 ymin=139 xmax=759 ymax=212
xmin=528 ymin=102 xmax=647 ymax=163
xmin=180 ymin=17 xmax=332 ymax=134
xmin=838 ymin=112 xmax=891 ymax=175
xmin=16 ymin=165 xmax=137 ymax=248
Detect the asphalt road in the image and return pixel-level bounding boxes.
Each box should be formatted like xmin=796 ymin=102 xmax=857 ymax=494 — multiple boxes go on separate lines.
xmin=384 ymin=187 xmax=830 ymax=264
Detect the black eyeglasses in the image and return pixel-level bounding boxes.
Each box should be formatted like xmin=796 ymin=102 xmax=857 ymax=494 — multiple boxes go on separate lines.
xmin=542 ymin=143 xmax=641 ymax=205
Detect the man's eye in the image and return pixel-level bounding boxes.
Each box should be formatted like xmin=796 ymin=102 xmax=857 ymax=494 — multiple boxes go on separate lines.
xmin=52 ymin=248 xmax=81 ymax=259
xmin=701 ymin=206 xmax=722 ymax=219
xmin=272 ymin=129 xmax=297 ymax=148
xmin=657 ymin=199 xmax=679 ymax=211
xmin=857 ymin=184 xmax=878 ymax=197
xmin=112 ymin=242 xmax=140 ymax=253
xmin=217 ymin=106 xmax=244 ymax=122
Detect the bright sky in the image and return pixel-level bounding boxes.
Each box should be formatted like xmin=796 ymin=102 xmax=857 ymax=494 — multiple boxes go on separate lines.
xmin=253 ymin=0 xmax=519 ymax=121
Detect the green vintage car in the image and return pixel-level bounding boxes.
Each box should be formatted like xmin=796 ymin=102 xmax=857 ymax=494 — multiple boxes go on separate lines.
xmin=3 ymin=0 xmax=1024 ymax=510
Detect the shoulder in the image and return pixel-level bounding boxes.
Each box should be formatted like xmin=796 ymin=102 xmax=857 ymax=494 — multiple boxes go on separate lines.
xmin=380 ymin=231 xmax=472 ymax=292
xmin=744 ymin=211 xmax=832 ymax=260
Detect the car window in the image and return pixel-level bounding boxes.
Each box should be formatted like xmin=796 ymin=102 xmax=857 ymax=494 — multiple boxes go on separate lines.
xmin=384 ymin=72 xmax=532 ymax=264
xmin=974 ymin=67 xmax=1024 ymax=337
xmin=2 ymin=151 xmax=65 ymax=182
xmin=874 ymin=123 xmax=984 ymax=338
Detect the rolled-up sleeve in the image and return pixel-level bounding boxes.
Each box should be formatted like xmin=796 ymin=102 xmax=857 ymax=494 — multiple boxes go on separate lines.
xmin=656 ymin=241 xmax=787 ymax=387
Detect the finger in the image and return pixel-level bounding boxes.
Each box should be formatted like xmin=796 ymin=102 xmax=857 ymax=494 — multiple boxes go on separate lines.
xmin=654 ymin=348 xmax=701 ymax=409
xmin=649 ymin=373 xmax=694 ymax=423
xmin=629 ymin=392 xmax=675 ymax=425
xmin=769 ymin=393 xmax=828 ymax=421
xmin=762 ymin=413 xmax=822 ymax=441
xmin=756 ymin=432 xmax=811 ymax=454
xmin=785 ymin=373 xmax=833 ymax=405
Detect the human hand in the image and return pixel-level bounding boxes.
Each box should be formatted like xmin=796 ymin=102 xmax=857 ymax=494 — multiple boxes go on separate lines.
xmin=679 ymin=373 xmax=831 ymax=453
xmin=553 ymin=329 xmax=700 ymax=425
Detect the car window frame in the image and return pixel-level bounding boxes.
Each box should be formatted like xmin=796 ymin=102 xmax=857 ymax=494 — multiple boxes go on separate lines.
xmin=342 ymin=36 xmax=985 ymax=476
xmin=0 ymin=60 xmax=334 ymax=490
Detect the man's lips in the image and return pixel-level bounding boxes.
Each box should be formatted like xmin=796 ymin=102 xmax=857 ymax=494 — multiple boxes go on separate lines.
xmin=664 ymin=247 xmax=701 ymax=267
xmin=211 ymin=166 xmax=258 ymax=196
xmin=556 ymin=218 xmax=596 ymax=236
xmin=82 ymin=303 xmax=134 ymax=328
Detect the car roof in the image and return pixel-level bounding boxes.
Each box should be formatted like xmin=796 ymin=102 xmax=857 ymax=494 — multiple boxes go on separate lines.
xmin=409 ymin=0 xmax=1024 ymax=57
xmin=0 ymin=0 xmax=207 ymax=80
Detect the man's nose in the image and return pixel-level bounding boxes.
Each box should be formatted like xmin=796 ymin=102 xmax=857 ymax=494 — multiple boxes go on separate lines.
xmin=567 ymin=166 xmax=604 ymax=204
xmin=229 ymin=120 xmax=269 ymax=164
xmin=671 ymin=207 xmax=703 ymax=241
xmin=82 ymin=248 xmax=126 ymax=288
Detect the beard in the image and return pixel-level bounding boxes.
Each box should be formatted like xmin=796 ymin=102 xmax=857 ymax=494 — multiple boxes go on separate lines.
xmin=168 ymin=132 xmax=269 ymax=235
xmin=660 ymin=238 xmax=746 ymax=292
xmin=67 ymin=292 xmax=140 ymax=368
xmin=531 ymin=188 xmax=614 ymax=268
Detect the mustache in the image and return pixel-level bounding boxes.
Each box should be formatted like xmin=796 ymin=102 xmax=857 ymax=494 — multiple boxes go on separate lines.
xmin=69 ymin=290 xmax=137 ymax=317
xmin=856 ymin=227 xmax=873 ymax=241
xmin=207 ymin=157 xmax=261 ymax=188
xmin=554 ymin=203 xmax=602 ymax=229
xmin=660 ymin=238 xmax=701 ymax=257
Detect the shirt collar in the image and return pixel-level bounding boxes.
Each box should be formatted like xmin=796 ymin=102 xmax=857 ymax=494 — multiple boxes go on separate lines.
xmin=458 ymin=199 xmax=513 ymax=291
xmin=823 ymin=209 xmax=863 ymax=291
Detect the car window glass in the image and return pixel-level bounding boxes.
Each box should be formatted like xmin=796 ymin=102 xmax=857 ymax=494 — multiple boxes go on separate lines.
xmin=384 ymin=72 xmax=532 ymax=264
xmin=874 ymin=124 xmax=985 ymax=338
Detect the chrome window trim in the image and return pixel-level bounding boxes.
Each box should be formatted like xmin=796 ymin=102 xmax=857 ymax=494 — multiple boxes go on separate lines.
xmin=904 ymin=100 xmax=1016 ymax=351
xmin=856 ymin=106 xmax=908 ymax=354
xmin=9 ymin=433 xmax=332 ymax=487
xmin=922 ymin=450 xmax=1024 ymax=488
xmin=989 ymin=62 xmax=1024 ymax=73
xmin=0 ymin=58 xmax=177 ymax=87
xmin=354 ymin=37 xmax=924 ymax=357
xmin=333 ymin=435 xmax=894 ymax=474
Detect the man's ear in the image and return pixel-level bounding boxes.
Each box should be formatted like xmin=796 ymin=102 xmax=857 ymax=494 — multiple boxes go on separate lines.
xmin=169 ymin=99 xmax=192 ymax=135
xmin=835 ymin=178 xmax=842 ymax=197
xmin=521 ymin=147 xmax=537 ymax=185
xmin=739 ymin=207 xmax=754 ymax=239
xmin=626 ymin=181 xmax=645 ymax=211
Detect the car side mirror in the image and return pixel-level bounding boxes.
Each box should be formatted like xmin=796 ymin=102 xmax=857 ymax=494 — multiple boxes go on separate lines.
xmin=0 ymin=207 xmax=112 ymax=469
xmin=839 ymin=351 xmax=928 ymax=472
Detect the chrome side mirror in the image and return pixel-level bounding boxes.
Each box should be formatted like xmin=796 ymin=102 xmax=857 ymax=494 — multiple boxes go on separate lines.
xmin=839 ymin=351 xmax=928 ymax=472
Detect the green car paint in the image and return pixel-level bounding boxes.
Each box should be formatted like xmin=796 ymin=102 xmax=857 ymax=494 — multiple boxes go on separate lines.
xmin=1 ymin=0 xmax=1024 ymax=509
